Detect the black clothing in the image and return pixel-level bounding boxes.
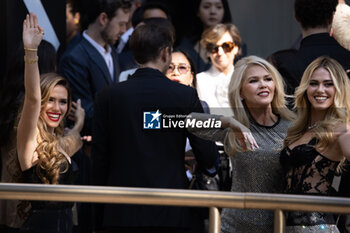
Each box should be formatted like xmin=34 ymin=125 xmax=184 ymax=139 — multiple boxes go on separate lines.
xmin=91 ymin=67 xmax=217 ymax=231
xmin=280 ymin=138 xmax=340 ymax=226
xmin=278 ymin=33 xmax=350 ymax=95
xmin=20 ymin=161 xmax=78 ymax=233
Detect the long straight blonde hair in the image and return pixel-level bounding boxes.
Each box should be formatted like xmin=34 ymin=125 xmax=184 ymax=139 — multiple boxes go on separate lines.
xmin=284 ymin=56 xmax=350 ymax=154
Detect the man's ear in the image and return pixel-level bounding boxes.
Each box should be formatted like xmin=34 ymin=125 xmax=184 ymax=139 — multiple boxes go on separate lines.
xmin=161 ymin=47 xmax=171 ymax=62
xmin=74 ymin=12 xmax=80 ymax=25
xmin=98 ymin=12 xmax=109 ymax=27
xmin=294 ymin=12 xmax=300 ymax=23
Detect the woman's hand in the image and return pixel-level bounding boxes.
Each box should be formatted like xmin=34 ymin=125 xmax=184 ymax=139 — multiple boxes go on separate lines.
xmin=221 ymin=116 xmax=259 ymax=151
xmin=69 ymin=99 xmax=85 ymax=132
xmin=81 ymin=135 xmax=92 ymax=142
xmin=23 ymin=13 xmax=44 ymax=50
xmin=235 ymin=124 xmax=259 ymax=151
xmin=69 ymin=99 xmax=85 ymax=122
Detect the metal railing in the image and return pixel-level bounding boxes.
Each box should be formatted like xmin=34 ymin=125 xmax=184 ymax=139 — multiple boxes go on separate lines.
xmin=1 ymin=183 xmax=350 ymax=233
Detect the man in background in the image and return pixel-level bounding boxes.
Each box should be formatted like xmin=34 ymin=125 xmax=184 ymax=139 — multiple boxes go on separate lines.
xmin=271 ymin=0 xmax=350 ymax=95
xmin=59 ymin=0 xmax=130 ymax=136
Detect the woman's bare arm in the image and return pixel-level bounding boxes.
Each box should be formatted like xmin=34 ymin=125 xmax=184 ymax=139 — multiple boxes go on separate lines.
xmin=17 ymin=13 xmax=44 ymax=170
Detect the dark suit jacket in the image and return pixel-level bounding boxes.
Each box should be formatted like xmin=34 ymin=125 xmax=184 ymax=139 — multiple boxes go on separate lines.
xmin=117 ymin=40 xmax=138 ymax=72
xmin=91 ymin=68 xmax=217 ymax=230
xmin=59 ymin=37 xmax=120 ymax=135
xmin=278 ymin=33 xmax=350 ymax=95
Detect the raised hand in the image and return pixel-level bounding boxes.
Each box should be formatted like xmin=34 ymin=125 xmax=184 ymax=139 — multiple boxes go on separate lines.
xmin=69 ymin=99 xmax=85 ymax=122
xmin=68 ymin=99 xmax=85 ymax=133
xmin=23 ymin=13 xmax=44 ymax=50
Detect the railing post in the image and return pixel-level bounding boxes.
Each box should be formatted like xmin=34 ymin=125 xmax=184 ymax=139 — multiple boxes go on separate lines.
xmin=209 ymin=207 xmax=221 ymax=233
xmin=274 ymin=209 xmax=285 ymax=233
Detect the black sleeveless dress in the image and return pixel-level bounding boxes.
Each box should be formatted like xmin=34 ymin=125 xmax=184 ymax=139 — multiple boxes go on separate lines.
xmin=280 ymin=138 xmax=341 ymax=232
xmin=20 ymin=160 xmax=78 ymax=233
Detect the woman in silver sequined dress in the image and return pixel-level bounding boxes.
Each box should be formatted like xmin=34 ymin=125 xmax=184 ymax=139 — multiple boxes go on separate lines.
xmin=281 ymin=56 xmax=350 ymax=233
xmin=188 ymin=55 xmax=295 ymax=232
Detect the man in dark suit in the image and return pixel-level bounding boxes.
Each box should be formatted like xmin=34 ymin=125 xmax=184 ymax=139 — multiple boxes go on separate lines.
xmin=59 ymin=0 xmax=131 ymax=135
xmin=91 ymin=19 xmax=218 ymax=233
xmin=271 ymin=0 xmax=350 ymax=95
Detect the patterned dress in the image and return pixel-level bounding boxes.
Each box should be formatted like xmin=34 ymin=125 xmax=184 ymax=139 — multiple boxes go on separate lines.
xmin=280 ymin=138 xmax=340 ymax=233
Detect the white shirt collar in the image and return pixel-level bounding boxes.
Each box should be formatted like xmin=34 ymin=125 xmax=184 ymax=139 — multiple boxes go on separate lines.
xmin=117 ymin=27 xmax=134 ymax=53
xmin=83 ymin=30 xmax=112 ymax=55
xmin=120 ymin=27 xmax=134 ymax=43
xmin=83 ymin=30 xmax=114 ymax=80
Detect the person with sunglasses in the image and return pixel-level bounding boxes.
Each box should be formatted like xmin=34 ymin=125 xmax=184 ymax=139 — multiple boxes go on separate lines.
xmin=196 ymin=23 xmax=241 ymax=116
xmin=178 ymin=0 xmax=234 ymax=73
xmin=166 ymin=50 xmax=195 ymax=86
xmin=166 ymin=49 xmax=212 ymax=115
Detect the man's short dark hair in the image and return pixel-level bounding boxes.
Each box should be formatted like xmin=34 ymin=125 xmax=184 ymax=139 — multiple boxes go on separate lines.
xmin=131 ymin=6 xmax=144 ymax=28
xmin=129 ymin=18 xmax=175 ymax=64
xmin=294 ymin=0 xmax=337 ymax=29
xmin=142 ymin=2 xmax=170 ymax=19
xmin=83 ymin=0 xmax=131 ymax=28
xmin=67 ymin=0 xmax=81 ymax=15
xmin=131 ymin=2 xmax=171 ymax=28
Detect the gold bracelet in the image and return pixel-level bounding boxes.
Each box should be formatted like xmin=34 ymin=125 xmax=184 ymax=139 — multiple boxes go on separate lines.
xmin=24 ymin=47 xmax=38 ymax=52
xmin=24 ymin=55 xmax=38 ymax=64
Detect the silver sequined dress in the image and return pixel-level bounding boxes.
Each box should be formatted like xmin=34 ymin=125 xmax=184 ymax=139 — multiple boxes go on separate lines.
xmin=188 ymin=114 xmax=290 ymax=233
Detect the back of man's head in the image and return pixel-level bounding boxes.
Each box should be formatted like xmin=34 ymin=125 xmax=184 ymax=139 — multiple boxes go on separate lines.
xmin=82 ymin=0 xmax=131 ymax=29
xmin=295 ymin=0 xmax=337 ymax=29
xmin=129 ymin=18 xmax=175 ymax=65
xmin=142 ymin=2 xmax=170 ymax=20
xmin=131 ymin=2 xmax=170 ymax=28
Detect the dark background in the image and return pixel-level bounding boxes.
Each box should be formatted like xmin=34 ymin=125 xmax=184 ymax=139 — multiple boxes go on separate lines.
xmin=1 ymin=0 xmax=65 ymax=89
xmin=1 ymin=0 xmax=349 ymax=88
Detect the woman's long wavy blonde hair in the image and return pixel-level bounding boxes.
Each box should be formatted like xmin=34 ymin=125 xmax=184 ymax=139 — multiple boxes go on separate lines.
xmin=225 ymin=56 xmax=295 ymax=156
xmin=35 ymin=73 xmax=72 ymax=184
xmin=15 ymin=73 xmax=72 ymax=218
xmin=283 ymin=56 xmax=350 ymax=159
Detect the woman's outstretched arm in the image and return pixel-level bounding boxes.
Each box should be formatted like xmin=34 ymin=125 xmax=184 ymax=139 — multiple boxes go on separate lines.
xmin=186 ymin=112 xmax=259 ymax=150
xmin=17 ymin=13 xmax=44 ymax=171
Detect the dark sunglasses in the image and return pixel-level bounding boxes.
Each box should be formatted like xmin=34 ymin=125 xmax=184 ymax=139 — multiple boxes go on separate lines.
xmin=207 ymin=41 xmax=235 ymax=54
